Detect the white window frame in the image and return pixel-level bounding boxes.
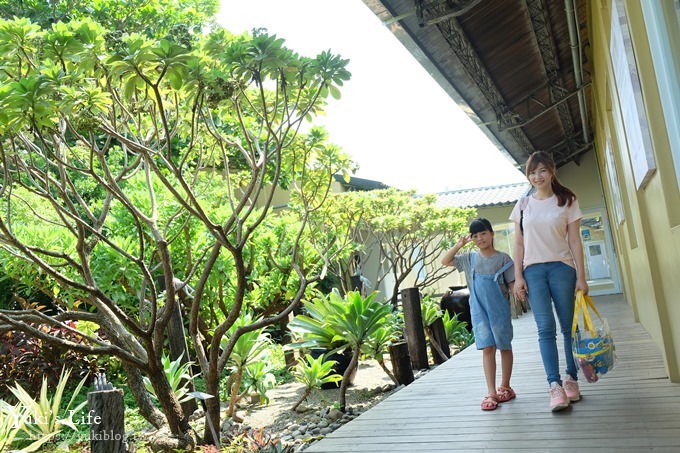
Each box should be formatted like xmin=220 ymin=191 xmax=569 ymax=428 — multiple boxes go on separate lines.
xmin=640 ymin=0 xmax=680 ymax=191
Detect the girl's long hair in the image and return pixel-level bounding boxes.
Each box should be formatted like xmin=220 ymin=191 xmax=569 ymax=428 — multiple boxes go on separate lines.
xmin=525 ymin=151 xmax=576 ymax=207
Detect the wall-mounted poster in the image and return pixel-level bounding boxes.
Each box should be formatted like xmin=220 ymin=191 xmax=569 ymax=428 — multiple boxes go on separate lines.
xmin=610 ymin=0 xmax=656 ymax=190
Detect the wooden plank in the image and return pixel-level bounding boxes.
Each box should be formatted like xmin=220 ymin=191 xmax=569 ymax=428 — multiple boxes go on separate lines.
xmin=305 ymin=295 xmax=680 ymax=452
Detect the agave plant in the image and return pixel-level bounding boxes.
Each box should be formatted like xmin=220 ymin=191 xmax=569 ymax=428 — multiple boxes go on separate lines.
xmin=143 ymin=352 xmax=196 ymax=404
xmin=8 ymin=367 xmax=88 ymax=450
xmin=0 ymin=400 xmax=24 ymax=452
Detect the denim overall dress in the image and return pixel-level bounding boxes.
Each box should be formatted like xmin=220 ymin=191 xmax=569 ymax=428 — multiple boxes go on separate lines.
xmin=469 ymin=253 xmax=514 ymax=350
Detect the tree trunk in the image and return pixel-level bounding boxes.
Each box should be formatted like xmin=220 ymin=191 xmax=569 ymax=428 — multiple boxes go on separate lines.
xmin=339 ymin=346 xmax=361 ymax=412
xmin=147 ymin=362 xmax=196 ymax=449
xmin=291 ymin=388 xmax=312 ymax=412
xmin=377 ymin=358 xmax=398 ymax=385
xmin=123 ymin=363 xmax=166 ymax=429
xmin=227 ymin=367 xmax=243 ymax=417
xmin=203 ymin=369 xmax=221 ymax=446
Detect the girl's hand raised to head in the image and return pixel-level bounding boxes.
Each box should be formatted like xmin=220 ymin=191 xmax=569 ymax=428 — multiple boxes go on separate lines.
xmin=457 ymin=234 xmax=471 ymax=247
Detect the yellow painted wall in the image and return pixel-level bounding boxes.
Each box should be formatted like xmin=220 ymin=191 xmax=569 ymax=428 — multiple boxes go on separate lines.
xmin=589 ymin=0 xmax=680 ymax=380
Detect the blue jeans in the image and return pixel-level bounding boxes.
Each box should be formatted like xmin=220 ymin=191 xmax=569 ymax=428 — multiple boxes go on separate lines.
xmin=524 ymin=262 xmax=578 ymax=385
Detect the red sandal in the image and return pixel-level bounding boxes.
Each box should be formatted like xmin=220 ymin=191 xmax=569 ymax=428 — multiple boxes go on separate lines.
xmin=497 ymin=386 xmax=516 ymax=403
xmin=481 ymin=394 xmax=499 ymax=411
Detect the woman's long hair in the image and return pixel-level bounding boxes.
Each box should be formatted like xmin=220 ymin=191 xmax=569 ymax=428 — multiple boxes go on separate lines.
xmin=525 ymin=151 xmax=576 ymax=207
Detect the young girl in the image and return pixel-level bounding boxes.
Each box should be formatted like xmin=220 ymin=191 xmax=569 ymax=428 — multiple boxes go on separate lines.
xmin=510 ymin=151 xmax=588 ymax=412
xmin=441 ymin=218 xmax=516 ymax=411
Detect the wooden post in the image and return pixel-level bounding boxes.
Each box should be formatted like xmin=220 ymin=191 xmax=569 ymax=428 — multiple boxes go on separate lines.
xmin=428 ymin=317 xmax=450 ymax=364
xmin=388 ymin=341 xmax=414 ymax=385
xmin=400 ymin=287 xmax=429 ymax=370
xmin=88 ymin=388 xmax=126 ymax=453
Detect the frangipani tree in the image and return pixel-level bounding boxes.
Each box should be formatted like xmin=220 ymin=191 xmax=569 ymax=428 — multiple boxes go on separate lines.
xmin=325 ymin=189 xmax=476 ymax=306
xmin=0 ymin=11 xmax=353 ymax=450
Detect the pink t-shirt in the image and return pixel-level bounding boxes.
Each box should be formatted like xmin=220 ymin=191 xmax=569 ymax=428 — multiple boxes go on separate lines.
xmin=509 ymin=195 xmax=582 ymax=269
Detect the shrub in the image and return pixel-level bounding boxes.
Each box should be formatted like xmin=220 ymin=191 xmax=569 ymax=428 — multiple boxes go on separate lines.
xmin=0 ymin=322 xmax=98 ymax=398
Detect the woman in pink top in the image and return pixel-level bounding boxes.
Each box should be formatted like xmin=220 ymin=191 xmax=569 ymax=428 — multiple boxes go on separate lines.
xmin=509 ymin=151 xmax=589 ymax=412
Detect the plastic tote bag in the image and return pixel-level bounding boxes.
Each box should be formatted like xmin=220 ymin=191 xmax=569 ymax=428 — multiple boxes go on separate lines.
xmin=571 ymin=291 xmax=616 ymax=383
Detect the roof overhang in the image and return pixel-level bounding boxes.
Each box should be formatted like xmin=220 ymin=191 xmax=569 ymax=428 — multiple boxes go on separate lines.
xmin=362 ymin=0 xmax=593 ymax=171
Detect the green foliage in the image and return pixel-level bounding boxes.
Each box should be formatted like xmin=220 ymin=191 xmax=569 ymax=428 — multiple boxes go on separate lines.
xmin=241 ymin=360 xmax=277 ymax=405
xmin=442 ymin=311 xmax=474 ymax=350
xmin=223 ymin=314 xmax=273 ymax=370
xmin=293 ymin=353 xmax=342 ymax=392
xmin=222 ymin=313 xmax=274 ymax=414
xmin=420 ymin=296 xmax=444 ymax=327
xmin=143 ymin=353 xmax=196 ymax=404
xmin=0 ymin=400 xmax=24 ymax=452
xmin=8 ymin=368 xmax=88 ymax=450
xmin=287 ymin=296 xmax=350 ymax=353
xmin=361 ymin=314 xmax=401 ymax=362
xmin=324 ymin=290 xmax=394 ymax=350
xmin=0 ymin=5 xmax=354 ymax=441
xmin=0 ymin=0 xmax=219 ymax=41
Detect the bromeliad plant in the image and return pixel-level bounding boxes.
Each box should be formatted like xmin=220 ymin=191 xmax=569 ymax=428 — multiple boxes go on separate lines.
xmin=291 ymin=353 xmax=342 ymax=411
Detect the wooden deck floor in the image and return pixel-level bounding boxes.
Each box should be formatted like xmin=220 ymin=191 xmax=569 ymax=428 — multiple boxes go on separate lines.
xmin=305 ymin=295 xmax=680 ymax=452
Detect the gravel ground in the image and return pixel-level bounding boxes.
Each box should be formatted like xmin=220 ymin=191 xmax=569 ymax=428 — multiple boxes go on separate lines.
xmin=221 ymin=359 xmax=403 ymax=450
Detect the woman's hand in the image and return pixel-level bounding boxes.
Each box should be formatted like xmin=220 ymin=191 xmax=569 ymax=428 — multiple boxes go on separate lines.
xmin=513 ymin=276 xmax=528 ymax=302
xmin=575 ymin=277 xmax=589 ymax=295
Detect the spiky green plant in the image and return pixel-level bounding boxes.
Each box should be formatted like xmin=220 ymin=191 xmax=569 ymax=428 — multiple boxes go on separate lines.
xmin=222 ymin=313 xmax=273 ymax=417
xmin=442 ymin=310 xmax=474 ymax=350
xmin=143 ymin=352 xmax=196 ymax=404
xmin=8 ymin=367 xmax=87 ymax=450
xmin=361 ymin=314 xmax=401 ymax=385
xmin=0 ymin=400 xmax=24 ymax=452
xmin=324 ymin=290 xmax=393 ymax=411
xmin=291 ymin=353 xmax=342 ymax=411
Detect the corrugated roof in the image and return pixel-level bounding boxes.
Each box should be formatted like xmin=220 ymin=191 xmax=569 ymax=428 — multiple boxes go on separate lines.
xmin=435 ymin=182 xmax=531 ymax=208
